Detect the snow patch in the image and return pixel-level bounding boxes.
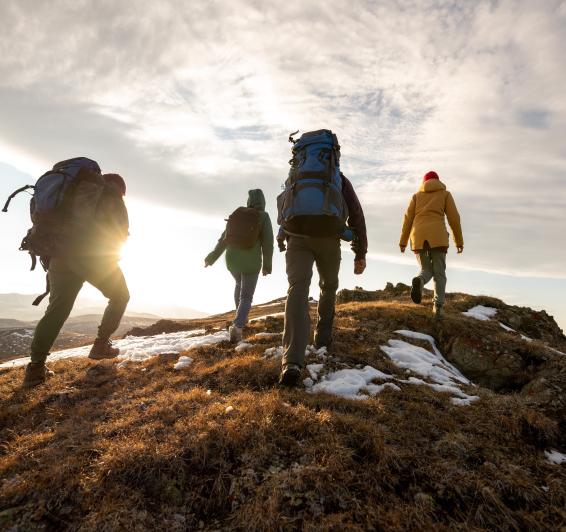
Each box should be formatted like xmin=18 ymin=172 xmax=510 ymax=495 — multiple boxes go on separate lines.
xmin=499 ymin=322 xmax=516 ymax=332
xmin=309 ymin=366 xmax=397 ymax=401
xmin=173 ymin=356 xmax=193 ymax=370
xmin=395 ymin=329 xmax=443 ymax=357
xmin=306 ymin=363 xmax=324 ymax=381
xmin=382 ymin=330 xmax=479 ymax=406
xmin=462 ymin=305 xmax=498 ymax=321
xmin=382 ymin=338 xmax=469 ymax=385
xmin=545 ymin=449 xmax=566 ymax=465
xmin=0 ymin=328 xmax=220 ymax=369
xmin=253 ymin=332 xmax=281 ymax=339
xmin=263 ymin=346 xmax=285 ymax=358
xmin=262 ymin=344 xmax=327 ymax=359
xmin=234 ymin=342 xmax=253 ymax=352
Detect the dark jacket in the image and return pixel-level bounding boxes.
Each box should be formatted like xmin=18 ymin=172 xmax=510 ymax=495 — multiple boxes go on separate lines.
xmin=278 ymin=174 xmax=368 ymax=260
xmin=206 ymin=189 xmax=274 ymax=274
xmin=341 ymin=174 xmax=367 ymax=260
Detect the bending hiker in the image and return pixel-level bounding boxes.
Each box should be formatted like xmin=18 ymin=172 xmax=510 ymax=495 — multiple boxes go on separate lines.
xmin=4 ymin=159 xmax=130 ymax=387
xmin=277 ymin=130 xmax=367 ymax=387
xmin=205 ymin=189 xmax=274 ymax=343
xmin=399 ymin=170 xmax=463 ymax=319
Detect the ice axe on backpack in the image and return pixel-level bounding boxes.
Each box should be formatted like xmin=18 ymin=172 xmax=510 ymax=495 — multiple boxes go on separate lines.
xmin=2 ymin=184 xmax=35 ymax=212
xmin=288 ymin=130 xmax=299 ymax=144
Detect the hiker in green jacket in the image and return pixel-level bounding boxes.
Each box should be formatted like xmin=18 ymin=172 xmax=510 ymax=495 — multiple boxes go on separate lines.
xmin=205 ymin=189 xmax=274 ymax=343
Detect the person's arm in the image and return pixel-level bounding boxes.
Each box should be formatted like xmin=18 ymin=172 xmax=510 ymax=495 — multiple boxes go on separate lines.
xmin=445 ymin=192 xmax=464 ymax=252
xmin=261 ymin=213 xmax=274 ymax=274
xmin=341 ymin=175 xmax=367 ymax=260
xmin=204 ymin=231 xmax=227 ymax=266
xmin=399 ymin=195 xmax=416 ymax=251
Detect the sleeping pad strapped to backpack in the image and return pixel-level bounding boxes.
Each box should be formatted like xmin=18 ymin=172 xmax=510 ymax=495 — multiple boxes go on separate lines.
xmin=277 ymin=129 xmax=348 ymax=237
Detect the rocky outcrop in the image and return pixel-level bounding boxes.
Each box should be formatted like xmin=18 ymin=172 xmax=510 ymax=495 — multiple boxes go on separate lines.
xmin=337 ymin=282 xmax=433 ymax=304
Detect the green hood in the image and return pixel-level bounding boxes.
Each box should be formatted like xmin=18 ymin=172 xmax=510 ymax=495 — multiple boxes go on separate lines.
xmin=247 ymin=189 xmax=266 ymax=211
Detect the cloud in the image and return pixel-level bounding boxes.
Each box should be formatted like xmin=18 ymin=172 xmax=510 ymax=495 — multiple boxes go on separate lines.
xmin=0 ymin=0 xmax=565 ymax=279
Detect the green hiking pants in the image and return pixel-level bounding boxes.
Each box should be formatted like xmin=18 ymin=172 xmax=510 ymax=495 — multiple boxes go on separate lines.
xmin=283 ymin=236 xmax=341 ymax=368
xmin=416 ymin=248 xmax=447 ymax=306
xmin=30 ymin=257 xmax=130 ymax=363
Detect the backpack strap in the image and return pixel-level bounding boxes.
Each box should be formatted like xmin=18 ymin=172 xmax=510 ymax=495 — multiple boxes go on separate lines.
xmin=32 ymin=273 xmax=50 ymax=306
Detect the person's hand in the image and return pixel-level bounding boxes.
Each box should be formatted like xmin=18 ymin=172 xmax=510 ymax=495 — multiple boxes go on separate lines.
xmin=399 ymin=245 xmax=406 ymax=253
xmin=277 ymin=238 xmax=286 ymax=252
xmin=262 ymin=267 xmax=271 ymax=276
xmin=457 ymin=246 xmax=464 ymax=254
xmin=354 ymin=258 xmax=366 ymax=275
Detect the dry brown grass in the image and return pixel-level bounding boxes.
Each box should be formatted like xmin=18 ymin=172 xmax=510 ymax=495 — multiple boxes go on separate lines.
xmin=1 ymin=297 xmax=565 ymax=531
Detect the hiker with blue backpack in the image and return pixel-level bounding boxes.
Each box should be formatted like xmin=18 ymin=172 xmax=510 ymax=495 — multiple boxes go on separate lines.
xmin=277 ymin=130 xmax=367 ymax=386
xmin=205 ymin=189 xmax=274 ymax=344
xmin=3 ymin=158 xmax=130 ymax=388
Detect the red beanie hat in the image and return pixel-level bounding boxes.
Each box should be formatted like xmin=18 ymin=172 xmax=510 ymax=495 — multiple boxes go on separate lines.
xmin=103 ymin=173 xmax=126 ymax=196
xmin=423 ymin=171 xmax=439 ymax=182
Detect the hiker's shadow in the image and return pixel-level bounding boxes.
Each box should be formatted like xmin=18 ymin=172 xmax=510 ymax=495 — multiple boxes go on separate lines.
xmin=5 ymin=362 xmax=119 ymax=462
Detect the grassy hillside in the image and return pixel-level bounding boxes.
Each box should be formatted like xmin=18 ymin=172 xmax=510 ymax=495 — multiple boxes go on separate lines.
xmin=1 ymin=285 xmax=565 ymax=530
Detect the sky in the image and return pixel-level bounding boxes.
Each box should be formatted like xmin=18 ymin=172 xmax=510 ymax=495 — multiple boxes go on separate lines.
xmin=0 ymin=0 xmax=565 ymax=328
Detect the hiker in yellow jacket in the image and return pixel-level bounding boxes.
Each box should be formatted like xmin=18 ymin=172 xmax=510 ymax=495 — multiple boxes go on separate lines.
xmin=399 ymin=171 xmax=463 ymax=319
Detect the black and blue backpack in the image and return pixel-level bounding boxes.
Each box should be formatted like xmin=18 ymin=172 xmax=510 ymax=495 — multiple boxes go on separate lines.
xmin=3 ymin=157 xmax=103 ymax=304
xmin=277 ymin=129 xmax=348 ymax=237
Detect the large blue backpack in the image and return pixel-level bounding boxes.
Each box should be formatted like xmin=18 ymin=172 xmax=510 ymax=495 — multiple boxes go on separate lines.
xmin=3 ymin=157 xmax=102 ymax=304
xmin=277 ymin=130 xmax=348 ymax=234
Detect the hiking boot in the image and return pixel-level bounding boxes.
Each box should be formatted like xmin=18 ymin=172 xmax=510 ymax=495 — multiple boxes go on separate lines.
xmin=411 ymin=277 xmax=423 ymax=304
xmin=279 ymin=363 xmax=301 ymax=387
xmin=22 ymin=361 xmax=54 ymax=388
xmin=314 ymin=339 xmax=332 ymax=352
xmin=229 ymin=325 xmax=243 ymax=344
xmin=88 ymin=338 xmax=120 ymax=360
xmin=433 ymin=304 xmax=444 ymax=320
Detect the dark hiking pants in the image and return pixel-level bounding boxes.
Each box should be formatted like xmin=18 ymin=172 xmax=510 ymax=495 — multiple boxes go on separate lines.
xmin=30 ymin=257 xmax=130 ymax=363
xmin=231 ymin=271 xmax=259 ymax=328
xmin=283 ymin=236 xmax=341 ymax=368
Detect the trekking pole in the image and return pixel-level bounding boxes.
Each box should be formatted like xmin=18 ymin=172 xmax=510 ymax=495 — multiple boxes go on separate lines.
xmin=2 ymin=185 xmax=34 ymax=212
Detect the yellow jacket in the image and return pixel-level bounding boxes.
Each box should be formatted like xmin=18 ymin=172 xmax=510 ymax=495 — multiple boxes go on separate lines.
xmin=399 ymin=179 xmax=463 ymax=250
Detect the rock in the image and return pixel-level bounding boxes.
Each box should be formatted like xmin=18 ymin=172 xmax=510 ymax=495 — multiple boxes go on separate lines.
xmin=443 ymin=336 xmax=528 ymax=391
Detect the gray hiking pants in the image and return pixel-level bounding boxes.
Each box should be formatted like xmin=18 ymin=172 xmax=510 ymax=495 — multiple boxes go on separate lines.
xmin=231 ymin=272 xmax=259 ymax=328
xmin=416 ymin=249 xmax=447 ymax=306
xmin=30 ymin=257 xmax=130 ymax=363
xmin=283 ymin=236 xmax=341 ymax=368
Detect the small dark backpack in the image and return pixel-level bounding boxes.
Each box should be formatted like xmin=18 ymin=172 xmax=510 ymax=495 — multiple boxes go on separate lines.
xmin=225 ymin=207 xmax=261 ymax=249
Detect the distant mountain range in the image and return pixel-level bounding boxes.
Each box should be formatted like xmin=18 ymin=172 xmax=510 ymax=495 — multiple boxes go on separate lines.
xmin=0 ymin=293 xmax=207 ymax=322
xmin=0 ymin=293 xmax=207 ymax=360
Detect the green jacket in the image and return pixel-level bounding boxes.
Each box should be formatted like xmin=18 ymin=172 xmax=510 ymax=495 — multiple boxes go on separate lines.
xmin=205 ymin=189 xmax=274 ymax=275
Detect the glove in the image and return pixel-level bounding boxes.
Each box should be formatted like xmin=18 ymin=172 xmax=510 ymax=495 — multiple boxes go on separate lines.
xmin=277 ymin=238 xmax=286 ymax=252
xmin=354 ymin=258 xmax=366 ymax=275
